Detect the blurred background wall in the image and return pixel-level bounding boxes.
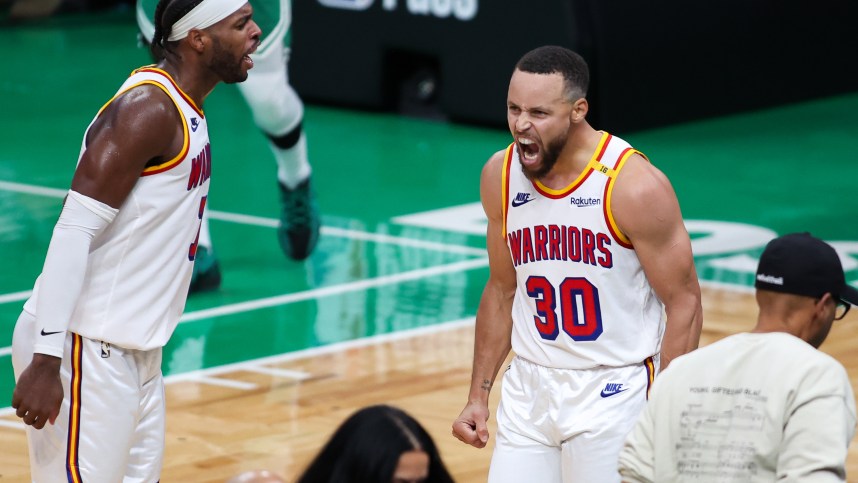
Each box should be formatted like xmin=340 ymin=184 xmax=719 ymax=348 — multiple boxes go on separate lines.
xmin=288 ymin=0 xmax=858 ymax=132
xmin=5 ymin=0 xmax=856 ymax=133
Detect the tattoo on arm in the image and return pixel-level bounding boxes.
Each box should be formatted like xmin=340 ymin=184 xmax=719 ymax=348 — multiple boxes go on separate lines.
xmin=481 ymin=379 xmax=491 ymax=391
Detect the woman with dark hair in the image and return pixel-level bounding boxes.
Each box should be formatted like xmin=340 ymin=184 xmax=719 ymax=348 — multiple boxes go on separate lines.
xmin=298 ymin=405 xmax=455 ymax=483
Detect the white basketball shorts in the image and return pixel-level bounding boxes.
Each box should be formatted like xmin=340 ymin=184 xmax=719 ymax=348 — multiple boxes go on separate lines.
xmin=12 ymin=310 xmax=166 ymax=482
xmin=488 ymin=355 xmax=658 ymax=483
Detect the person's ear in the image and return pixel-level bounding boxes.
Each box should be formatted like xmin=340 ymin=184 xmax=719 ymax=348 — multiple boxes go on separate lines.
xmin=570 ymin=98 xmax=588 ymax=123
xmin=187 ymin=29 xmax=207 ymax=53
xmin=814 ymin=293 xmax=834 ymax=319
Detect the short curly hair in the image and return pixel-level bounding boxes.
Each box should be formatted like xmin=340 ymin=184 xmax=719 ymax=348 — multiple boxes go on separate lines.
xmin=516 ymin=45 xmax=589 ymax=102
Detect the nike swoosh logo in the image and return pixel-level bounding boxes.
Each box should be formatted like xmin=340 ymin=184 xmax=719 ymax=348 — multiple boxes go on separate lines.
xmin=40 ymin=329 xmax=63 ymax=336
xmin=600 ymin=388 xmax=629 ymax=398
xmin=511 ymin=198 xmax=535 ymax=207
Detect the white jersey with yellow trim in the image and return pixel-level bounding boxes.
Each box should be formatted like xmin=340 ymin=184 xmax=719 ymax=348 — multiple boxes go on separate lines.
xmin=502 ymin=132 xmax=664 ymax=369
xmin=24 ymin=67 xmax=211 ymax=350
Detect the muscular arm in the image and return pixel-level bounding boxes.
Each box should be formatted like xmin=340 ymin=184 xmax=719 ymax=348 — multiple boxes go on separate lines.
xmin=72 ymin=84 xmax=183 ymax=206
xmin=613 ymin=155 xmax=702 ymax=370
xmin=12 ymin=85 xmax=183 ymax=429
xmin=470 ymin=152 xmax=518 ymax=402
xmin=452 ymin=150 xmax=517 ymax=448
xmin=35 ymin=86 xmax=182 ymax=346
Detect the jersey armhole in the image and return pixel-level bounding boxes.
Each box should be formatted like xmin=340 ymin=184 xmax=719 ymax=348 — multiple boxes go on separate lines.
xmin=135 ymin=81 xmax=190 ymax=176
xmin=501 ymin=143 xmax=514 ymax=240
xmin=603 ymin=148 xmax=640 ymax=248
xmin=84 ymin=80 xmax=189 ymax=177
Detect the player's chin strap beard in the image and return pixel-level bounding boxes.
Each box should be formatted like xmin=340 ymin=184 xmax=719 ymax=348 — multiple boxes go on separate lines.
xmin=167 ymin=0 xmax=247 ymax=41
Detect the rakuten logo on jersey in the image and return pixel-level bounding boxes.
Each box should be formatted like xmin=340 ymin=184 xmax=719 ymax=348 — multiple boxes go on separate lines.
xmin=317 ymin=0 xmax=478 ymax=21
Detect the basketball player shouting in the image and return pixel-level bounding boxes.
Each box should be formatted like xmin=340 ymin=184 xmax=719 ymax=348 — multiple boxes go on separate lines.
xmin=11 ymin=0 xmax=260 ymax=479
xmin=452 ymin=46 xmax=703 ymax=483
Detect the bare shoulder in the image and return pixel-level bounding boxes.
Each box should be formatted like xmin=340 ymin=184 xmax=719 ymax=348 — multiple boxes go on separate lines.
xmin=614 ymin=153 xmax=674 ymax=200
xmin=481 ymin=148 xmax=509 ymax=182
xmin=97 ymin=84 xmax=181 ymax=142
xmin=480 ymin=148 xmax=510 ymax=219
xmin=84 ymin=83 xmax=185 ymax=168
xmin=612 ymin=153 xmax=683 ymax=240
xmin=73 ymin=84 xmax=186 ymax=204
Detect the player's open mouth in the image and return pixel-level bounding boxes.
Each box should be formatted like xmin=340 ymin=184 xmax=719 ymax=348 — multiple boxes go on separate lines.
xmin=518 ymin=138 xmax=540 ymax=162
xmin=243 ymin=40 xmax=259 ymax=69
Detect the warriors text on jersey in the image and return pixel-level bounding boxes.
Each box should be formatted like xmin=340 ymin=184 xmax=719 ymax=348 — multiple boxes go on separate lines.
xmin=24 ymin=67 xmax=211 ymax=350
xmin=503 ymin=132 xmax=664 ymax=369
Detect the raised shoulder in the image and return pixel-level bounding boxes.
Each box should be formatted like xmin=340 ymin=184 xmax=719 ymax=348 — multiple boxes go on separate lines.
xmin=480 ymin=146 xmax=519 ymax=293
xmin=72 ymin=83 xmax=185 ymax=208
xmin=615 ymin=153 xmax=672 ymax=202
xmin=480 ymin=147 xmax=511 ymax=223
xmin=612 ymin=152 xmax=702 ymax=370
xmin=611 ymin=152 xmax=679 ymax=241
xmin=94 ymin=83 xmax=183 ymax=154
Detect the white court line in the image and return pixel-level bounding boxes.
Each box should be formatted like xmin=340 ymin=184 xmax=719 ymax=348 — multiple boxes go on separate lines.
xmin=0 ymin=318 xmax=477 ymax=426
xmin=0 ymin=280 xmax=759 ymax=359
xmin=188 ymin=376 xmax=258 ymax=390
xmin=178 ymin=257 xmax=489 ymax=323
xmin=0 ymin=180 xmax=485 ymax=256
xmin=0 ymin=233 xmax=481 ymax=306
xmin=0 ymin=181 xmax=485 ymax=304
xmin=0 ymin=291 xmax=31 ymax=305
xmin=0 ymin=259 xmax=488 ymax=357
xmin=210 ymin=211 xmax=484 ymax=256
xmin=0 ymin=281 xmax=752 ymax=309
xmin=0 ymin=180 xmax=66 ymax=198
xmin=320 ymin=226 xmax=485 ymax=256
xmin=0 ymin=419 xmax=24 ymax=430
xmin=207 ymin=210 xmax=278 ymax=227
xmin=165 ymin=316 xmax=477 ymax=384
xmin=241 ymin=366 xmax=312 ymax=380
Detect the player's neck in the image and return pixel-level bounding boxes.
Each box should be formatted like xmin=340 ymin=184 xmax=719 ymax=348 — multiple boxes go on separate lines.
xmin=158 ymin=58 xmax=218 ymax=109
xmin=752 ymin=305 xmax=817 ymax=343
xmin=538 ymin=124 xmax=602 ymax=187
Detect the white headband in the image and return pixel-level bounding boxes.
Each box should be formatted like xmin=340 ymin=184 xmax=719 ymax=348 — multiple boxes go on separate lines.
xmin=167 ymin=0 xmax=247 ymax=41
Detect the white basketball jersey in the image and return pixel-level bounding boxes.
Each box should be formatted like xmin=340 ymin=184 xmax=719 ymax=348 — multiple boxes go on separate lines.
xmin=25 ymin=67 xmax=210 ymax=350
xmin=503 ymin=132 xmax=664 ymax=369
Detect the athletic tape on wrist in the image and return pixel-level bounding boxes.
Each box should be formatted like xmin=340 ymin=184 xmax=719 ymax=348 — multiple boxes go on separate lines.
xmin=168 ymin=0 xmax=247 ymax=42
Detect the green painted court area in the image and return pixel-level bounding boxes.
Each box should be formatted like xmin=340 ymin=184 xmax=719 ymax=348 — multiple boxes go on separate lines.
xmin=1 ymin=10 xmax=857 ymax=406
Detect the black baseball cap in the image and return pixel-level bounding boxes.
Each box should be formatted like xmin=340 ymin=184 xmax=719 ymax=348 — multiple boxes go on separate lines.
xmin=755 ymin=232 xmax=858 ymax=306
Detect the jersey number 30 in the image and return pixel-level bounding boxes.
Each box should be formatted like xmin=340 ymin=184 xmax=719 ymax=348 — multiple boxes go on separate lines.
xmin=526 ymin=276 xmax=603 ymax=341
